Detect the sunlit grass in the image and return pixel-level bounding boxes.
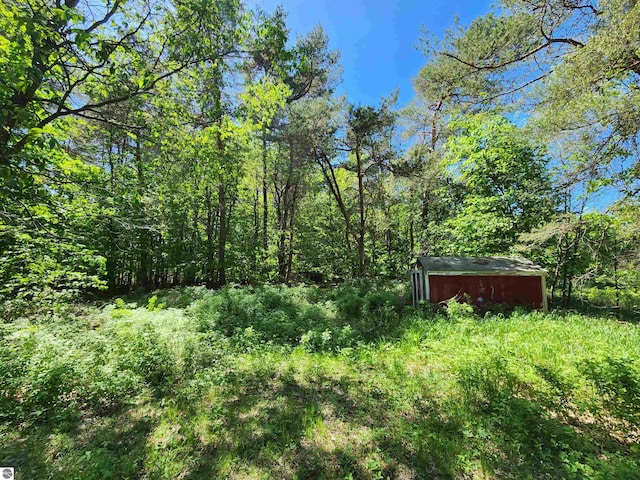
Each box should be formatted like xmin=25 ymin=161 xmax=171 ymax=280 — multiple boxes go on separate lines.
xmin=1 ymin=285 xmax=639 ymax=479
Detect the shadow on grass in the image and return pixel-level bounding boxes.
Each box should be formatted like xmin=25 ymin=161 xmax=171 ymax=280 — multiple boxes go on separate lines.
xmin=0 ymin=406 xmax=155 ymax=480
xmin=185 ymin=370 xmax=425 ymax=479
xmin=3 ymin=357 xmax=639 ymax=479
xmin=179 ymin=361 xmax=640 ymax=479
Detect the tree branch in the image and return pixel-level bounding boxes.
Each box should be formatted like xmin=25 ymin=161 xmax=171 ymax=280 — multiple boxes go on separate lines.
xmin=441 ymin=36 xmax=582 ymax=73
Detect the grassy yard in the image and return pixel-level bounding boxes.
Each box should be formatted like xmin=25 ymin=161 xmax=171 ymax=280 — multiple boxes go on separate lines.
xmin=1 ymin=284 xmax=639 ymax=479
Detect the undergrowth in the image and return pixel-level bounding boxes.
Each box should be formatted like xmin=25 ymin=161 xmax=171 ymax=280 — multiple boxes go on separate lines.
xmin=1 ymin=283 xmax=639 ymax=479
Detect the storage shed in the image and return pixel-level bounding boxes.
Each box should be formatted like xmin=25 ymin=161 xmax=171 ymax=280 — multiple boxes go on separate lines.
xmin=410 ymin=256 xmax=547 ymax=310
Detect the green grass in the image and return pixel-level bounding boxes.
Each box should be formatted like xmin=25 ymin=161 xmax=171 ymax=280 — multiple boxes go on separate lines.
xmin=1 ymin=284 xmax=640 ymax=479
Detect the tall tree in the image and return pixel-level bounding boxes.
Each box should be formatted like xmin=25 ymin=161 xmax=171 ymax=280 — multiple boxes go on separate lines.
xmin=343 ymin=96 xmax=397 ymax=275
xmin=0 ymin=0 xmax=243 ymax=175
xmin=413 ymin=0 xmax=640 ymax=196
xmin=434 ymin=112 xmax=556 ymax=255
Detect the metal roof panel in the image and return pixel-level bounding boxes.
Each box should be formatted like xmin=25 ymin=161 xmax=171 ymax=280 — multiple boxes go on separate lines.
xmin=416 ymin=256 xmax=546 ymax=274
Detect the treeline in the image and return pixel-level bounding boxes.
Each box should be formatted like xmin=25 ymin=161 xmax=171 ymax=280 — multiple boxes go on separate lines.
xmin=1 ymin=0 xmax=638 ymax=313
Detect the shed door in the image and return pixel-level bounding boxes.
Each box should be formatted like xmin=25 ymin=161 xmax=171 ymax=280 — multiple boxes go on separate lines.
xmin=411 ymin=268 xmax=425 ymax=306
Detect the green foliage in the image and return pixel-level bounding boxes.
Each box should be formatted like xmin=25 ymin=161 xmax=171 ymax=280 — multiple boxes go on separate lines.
xmin=430 ymin=111 xmax=556 ymax=256
xmin=149 ymin=287 xmax=209 ymax=309
xmin=0 ymin=0 xmax=635 ymax=317
xmin=0 ymin=0 xmax=639 ymax=474
xmin=110 ymin=298 xmax=131 ymax=319
xmin=334 ymin=286 xmax=365 ymax=319
xmin=580 ymin=357 xmax=640 ymax=425
xmin=0 ymin=306 xmax=219 ymax=426
xmin=189 ymin=283 xmax=406 ymax=349
xmin=299 ymin=325 xmax=356 ymax=353
xmin=413 ymin=0 xmax=640 ymax=202
xmin=2 ymin=288 xmax=640 ymax=478
xmin=191 ymin=284 xmax=335 ymax=345
xmin=446 ymin=297 xmax=476 ymax=319
xmin=517 ymin=203 xmax=640 ymax=310
xmin=146 ymin=295 xmax=166 ymax=312
xmin=581 ymin=286 xmax=640 ymax=312
xmin=0 ymin=146 xmax=107 ymax=316
xmin=360 ymin=290 xmax=406 ymax=338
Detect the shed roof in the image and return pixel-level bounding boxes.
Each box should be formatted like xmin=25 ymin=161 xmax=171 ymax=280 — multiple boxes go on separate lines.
xmin=416 ymin=256 xmax=546 ymax=275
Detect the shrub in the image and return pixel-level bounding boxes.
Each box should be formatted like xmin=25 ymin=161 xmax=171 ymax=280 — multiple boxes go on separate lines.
xmin=103 ymin=320 xmax=177 ymax=389
xmin=0 ymin=324 xmax=83 ymax=423
xmin=190 ymin=283 xmax=409 ymax=348
xmin=446 ymin=297 xmax=476 ymax=319
xmin=581 ymin=286 xmax=640 ymax=311
xmin=146 ymin=295 xmax=166 ymax=312
xmin=151 ymin=286 xmax=208 ymax=309
xmin=0 ymin=305 xmax=214 ymax=423
xmin=334 ymin=287 xmax=365 ymax=321
xmin=360 ymin=291 xmax=405 ymax=339
xmin=300 ymin=325 xmax=357 ymax=353
xmin=190 ymin=285 xmax=339 ymax=347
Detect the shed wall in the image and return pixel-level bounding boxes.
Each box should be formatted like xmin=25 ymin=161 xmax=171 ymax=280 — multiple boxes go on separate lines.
xmin=428 ymin=274 xmax=544 ymax=309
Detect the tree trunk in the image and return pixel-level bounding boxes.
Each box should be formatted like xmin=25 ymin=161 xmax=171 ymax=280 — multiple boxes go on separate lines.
xmin=106 ymin=138 xmax=117 ymax=290
xmin=565 ymin=225 xmax=583 ymax=306
xmin=355 ymin=144 xmax=366 ymax=276
xmin=409 ymin=218 xmax=415 ymax=258
xmin=386 ymin=226 xmax=393 ymax=273
xmin=217 ymin=181 xmax=227 ymax=288
xmin=186 ymin=204 xmax=199 ymax=285
xmin=613 ymin=234 xmax=620 ymax=309
xmin=135 ymin=134 xmax=150 ymax=290
xmin=549 ymin=235 xmax=564 ymax=308
xmin=174 ymin=222 xmax=184 ymax=286
xmin=251 ymin=185 xmax=259 ymax=275
xmin=560 ymin=233 xmax=570 ymax=306
xmin=262 ymin=131 xmax=269 ymax=263
xmin=421 ymin=190 xmax=431 ymax=255
xmin=205 ymin=185 xmax=215 ymax=288
xmin=316 ymin=151 xmax=352 ymax=256
xmin=285 ymin=184 xmax=298 ymax=284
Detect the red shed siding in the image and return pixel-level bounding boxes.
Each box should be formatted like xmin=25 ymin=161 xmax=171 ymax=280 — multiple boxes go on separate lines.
xmin=429 ymin=275 xmax=544 ymax=309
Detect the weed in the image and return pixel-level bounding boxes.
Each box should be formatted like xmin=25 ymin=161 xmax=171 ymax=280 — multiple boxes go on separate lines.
xmin=1 ymin=284 xmax=640 ymax=479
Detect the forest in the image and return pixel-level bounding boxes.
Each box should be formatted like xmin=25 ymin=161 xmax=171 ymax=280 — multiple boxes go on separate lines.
xmin=1 ymin=0 xmax=639 ymax=478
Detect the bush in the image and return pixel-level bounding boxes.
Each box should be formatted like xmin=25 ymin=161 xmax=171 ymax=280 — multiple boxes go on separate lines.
xmin=334 ymin=287 xmax=365 ymax=321
xmin=0 ymin=325 xmax=81 ymax=423
xmin=189 ymin=282 xmax=409 ymax=348
xmin=190 ymin=285 xmax=339 ymax=347
xmin=151 ymin=286 xmax=208 ymax=309
xmin=300 ymin=325 xmax=357 ymax=353
xmin=360 ymin=290 xmax=405 ymax=339
xmin=0 ymin=304 xmax=218 ymax=424
xmin=446 ymin=297 xmax=476 ymax=319
xmin=102 ymin=320 xmax=177 ymax=389
xmin=580 ymin=286 xmax=640 ymax=311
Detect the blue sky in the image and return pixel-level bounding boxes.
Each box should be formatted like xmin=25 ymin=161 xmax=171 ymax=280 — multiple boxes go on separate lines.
xmin=246 ymin=1 xmax=620 ymax=211
xmin=249 ymin=0 xmax=493 ymax=107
